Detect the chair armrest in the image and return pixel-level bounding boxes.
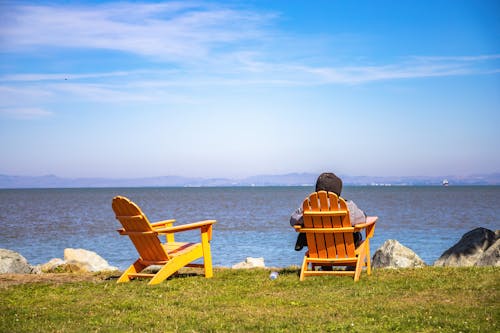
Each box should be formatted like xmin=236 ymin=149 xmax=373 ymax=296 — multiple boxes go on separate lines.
xmin=151 ymin=219 xmax=176 ymax=243
xmin=117 ymin=228 xmax=157 ymax=235
xmin=150 ymin=219 xmax=176 ymax=228
xmin=353 ymin=216 xmax=377 ymax=229
xmin=155 ymin=220 xmax=216 ymax=234
xmin=293 ymin=225 xmax=302 ymax=232
xmin=354 ymin=216 xmax=377 ymax=238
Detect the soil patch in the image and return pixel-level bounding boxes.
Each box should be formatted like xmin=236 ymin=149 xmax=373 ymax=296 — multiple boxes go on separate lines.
xmin=0 ymin=273 xmax=116 ymax=288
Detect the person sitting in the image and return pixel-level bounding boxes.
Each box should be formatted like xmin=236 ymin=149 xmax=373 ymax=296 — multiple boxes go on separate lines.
xmin=290 ymin=172 xmax=366 ymax=251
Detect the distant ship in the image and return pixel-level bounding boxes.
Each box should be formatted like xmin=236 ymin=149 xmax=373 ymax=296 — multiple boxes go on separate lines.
xmin=442 ymin=179 xmax=449 ymax=186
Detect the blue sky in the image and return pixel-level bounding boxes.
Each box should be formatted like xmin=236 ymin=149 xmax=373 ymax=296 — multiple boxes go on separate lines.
xmin=1 ymin=0 xmax=499 ymax=179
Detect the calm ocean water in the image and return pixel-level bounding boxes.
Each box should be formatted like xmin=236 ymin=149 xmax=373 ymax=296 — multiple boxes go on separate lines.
xmin=1 ymin=186 xmax=499 ymax=270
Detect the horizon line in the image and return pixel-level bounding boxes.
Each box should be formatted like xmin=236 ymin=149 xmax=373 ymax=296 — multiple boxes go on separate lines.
xmin=1 ymin=171 xmax=499 ymax=179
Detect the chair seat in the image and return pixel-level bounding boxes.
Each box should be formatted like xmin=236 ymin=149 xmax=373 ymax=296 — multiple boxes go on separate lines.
xmin=163 ymin=242 xmax=202 ymax=257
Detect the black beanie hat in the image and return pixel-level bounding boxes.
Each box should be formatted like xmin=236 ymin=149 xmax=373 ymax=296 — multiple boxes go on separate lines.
xmin=315 ymin=172 xmax=343 ymax=196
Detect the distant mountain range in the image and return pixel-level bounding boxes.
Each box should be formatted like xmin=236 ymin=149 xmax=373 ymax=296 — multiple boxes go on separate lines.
xmin=1 ymin=172 xmax=499 ymax=188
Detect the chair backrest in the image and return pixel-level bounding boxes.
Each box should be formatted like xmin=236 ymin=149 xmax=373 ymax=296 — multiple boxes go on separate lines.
xmin=302 ymin=191 xmax=356 ymax=259
xmin=112 ymin=196 xmax=169 ymax=262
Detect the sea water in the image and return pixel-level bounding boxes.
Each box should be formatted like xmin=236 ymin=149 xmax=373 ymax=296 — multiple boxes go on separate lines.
xmin=1 ymin=186 xmax=499 ymax=269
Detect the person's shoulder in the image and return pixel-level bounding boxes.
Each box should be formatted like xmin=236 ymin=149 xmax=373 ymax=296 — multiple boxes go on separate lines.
xmin=346 ymin=199 xmax=367 ymax=222
xmin=346 ymin=199 xmax=362 ymax=210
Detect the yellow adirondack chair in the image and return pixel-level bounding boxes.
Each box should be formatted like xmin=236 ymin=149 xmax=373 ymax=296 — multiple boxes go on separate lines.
xmin=294 ymin=191 xmax=377 ymax=282
xmin=112 ymin=196 xmax=216 ymax=285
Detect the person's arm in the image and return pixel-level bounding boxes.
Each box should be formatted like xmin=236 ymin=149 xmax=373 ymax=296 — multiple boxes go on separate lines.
xmin=347 ymin=200 xmax=366 ymax=226
xmin=289 ymin=207 xmax=304 ymax=227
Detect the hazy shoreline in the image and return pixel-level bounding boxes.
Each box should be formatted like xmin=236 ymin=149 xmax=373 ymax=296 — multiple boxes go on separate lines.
xmin=1 ymin=172 xmax=499 ymax=189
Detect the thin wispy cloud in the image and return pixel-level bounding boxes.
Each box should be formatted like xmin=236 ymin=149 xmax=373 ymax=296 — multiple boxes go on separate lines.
xmin=1 ymin=2 xmax=272 ymax=62
xmin=1 ymin=55 xmax=498 ymax=87
xmin=0 ymin=108 xmax=53 ymax=119
xmin=0 ymin=71 xmax=139 ymax=82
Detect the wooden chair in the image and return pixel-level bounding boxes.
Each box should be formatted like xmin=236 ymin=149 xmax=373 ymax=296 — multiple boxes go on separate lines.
xmin=112 ymin=196 xmax=216 ymax=285
xmin=294 ymin=191 xmax=377 ymax=282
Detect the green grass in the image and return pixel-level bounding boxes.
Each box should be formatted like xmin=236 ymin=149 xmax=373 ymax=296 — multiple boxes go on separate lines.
xmin=1 ymin=267 xmax=498 ymax=332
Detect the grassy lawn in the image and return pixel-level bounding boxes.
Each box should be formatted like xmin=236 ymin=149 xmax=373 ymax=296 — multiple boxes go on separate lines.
xmin=1 ymin=267 xmax=498 ymax=332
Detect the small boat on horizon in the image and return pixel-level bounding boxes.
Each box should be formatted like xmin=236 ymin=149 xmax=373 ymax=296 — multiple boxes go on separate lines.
xmin=442 ymin=179 xmax=449 ymax=186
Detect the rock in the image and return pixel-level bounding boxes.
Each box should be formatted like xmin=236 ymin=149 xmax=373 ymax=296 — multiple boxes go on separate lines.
xmin=475 ymin=238 xmax=500 ymax=267
xmin=142 ymin=265 xmax=162 ymax=273
xmin=434 ymin=227 xmax=499 ymax=267
xmin=41 ymin=258 xmax=66 ymax=272
xmin=0 ymin=249 xmax=34 ymax=274
xmin=372 ymin=240 xmax=426 ymax=269
xmin=40 ymin=249 xmax=119 ymax=273
xmin=232 ymin=257 xmax=266 ymax=269
xmin=31 ymin=265 xmax=42 ymax=274
xmin=63 ymin=248 xmax=118 ymax=272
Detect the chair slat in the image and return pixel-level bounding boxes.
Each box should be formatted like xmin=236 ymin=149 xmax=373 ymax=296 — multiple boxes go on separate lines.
xmin=318 ymin=191 xmax=336 ymax=258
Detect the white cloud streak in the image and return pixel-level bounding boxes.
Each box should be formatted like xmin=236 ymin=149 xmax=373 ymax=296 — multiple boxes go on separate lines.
xmin=0 ymin=71 xmax=140 ymax=82
xmin=1 ymin=2 xmax=272 ymax=62
xmin=0 ymin=107 xmax=53 ymax=119
xmin=1 ymin=54 xmax=498 ymax=88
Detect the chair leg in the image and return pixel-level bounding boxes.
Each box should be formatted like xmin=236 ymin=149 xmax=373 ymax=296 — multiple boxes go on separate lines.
xmin=299 ymin=256 xmax=308 ymax=281
xmin=354 ymin=258 xmax=363 ymax=282
xmin=149 ymin=257 xmax=188 ymax=285
xmin=118 ymin=259 xmax=146 ymax=283
xmin=149 ymin=247 xmax=203 ymax=285
xmin=354 ymin=244 xmax=367 ymax=282
xmin=201 ymin=230 xmax=213 ymax=278
xmin=366 ymin=239 xmax=371 ymax=275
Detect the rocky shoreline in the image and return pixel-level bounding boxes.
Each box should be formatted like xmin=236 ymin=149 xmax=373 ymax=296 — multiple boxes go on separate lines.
xmin=1 ymin=227 xmax=498 ymax=277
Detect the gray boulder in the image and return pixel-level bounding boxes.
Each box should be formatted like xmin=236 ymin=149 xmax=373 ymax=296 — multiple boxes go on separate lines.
xmin=0 ymin=249 xmax=33 ymax=274
xmin=372 ymin=240 xmax=426 ymax=269
xmin=40 ymin=249 xmax=118 ymax=273
xmin=63 ymin=248 xmax=118 ymax=272
xmin=232 ymin=257 xmax=266 ymax=269
xmin=40 ymin=258 xmax=66 ymax=272
xmin=434 ymin=227 xmax=499 ymax=267
xmin=475 ymin=238 xmax=500 ymax=267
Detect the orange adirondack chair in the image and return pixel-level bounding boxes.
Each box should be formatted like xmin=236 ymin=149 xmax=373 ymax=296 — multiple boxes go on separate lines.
xmin=294 ymin=191 xmax=377 ymax=282
xmin=112 ymin=196 xmax=216 ymax=285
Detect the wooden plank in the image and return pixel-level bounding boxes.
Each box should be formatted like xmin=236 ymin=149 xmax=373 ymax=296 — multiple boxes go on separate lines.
xmin=318 ymin=191 xmax=336 ymax=258
xmin=324 ymin=192 xmax=345 ymax=258
xmin=302 ymin=194 xmax=318 ymax=258
xmin=305 ymin=257 xmax=357 ymax=264
xmin=302 ymin=270 xmax=356 ymax=277
xmin=127 ymin=273 xmax=156 ymax=278
xmin=339 ymin=197 xmax=356 ymax=256
xmin=118 ymin=230 xmax=158 ymax=235
xmin=303 ymin=211 xmax=348 ymax=216
xmin=311 ymin=192 xmax=327 ymax=258
xmin=298 ymin=227 xmax=355 ymax=233
xmin=155 ymin=220 xmax=216 ymax=234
